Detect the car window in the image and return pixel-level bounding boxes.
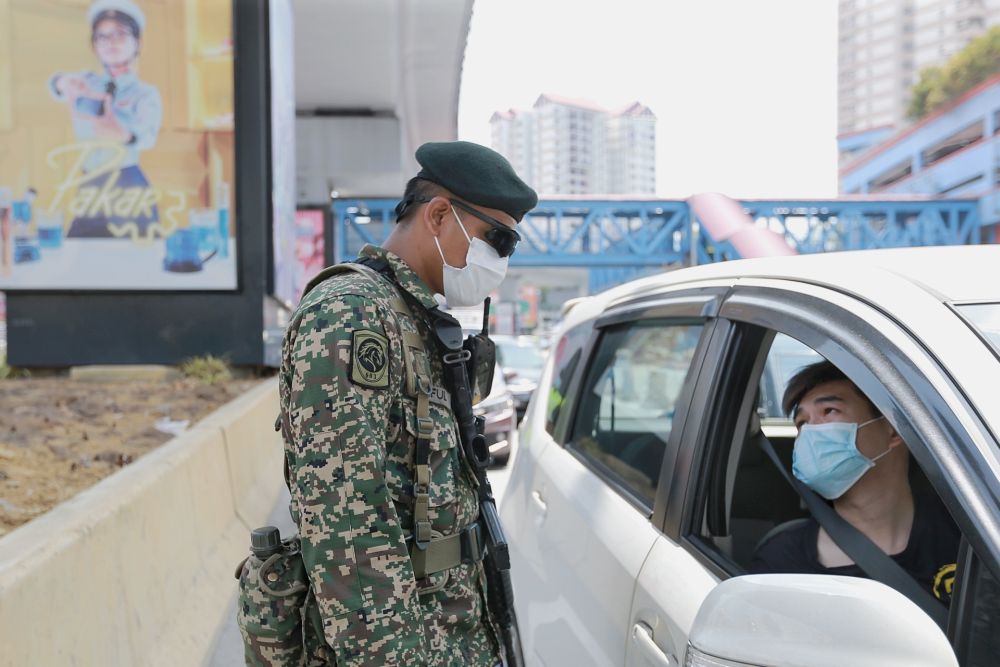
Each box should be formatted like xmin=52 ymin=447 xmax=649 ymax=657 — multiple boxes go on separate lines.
xmin=545 ymin=324 xmax=591 ymax=437
xmin=758 ymin=333 xmax=822 ymax=420
xmin=694 ymin=326 xmax=965 ymax=620
xmin=568 ymin=321 xmax=703 ymax=508
xmin=698 ymin=331 xmax=814 ymax=567
xmin=496 ymin=342 xmax=544 ymax=370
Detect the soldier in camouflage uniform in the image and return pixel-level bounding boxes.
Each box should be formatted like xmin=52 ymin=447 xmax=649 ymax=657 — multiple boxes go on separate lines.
xmin=241 ymin=141 xmax=537 ymax=666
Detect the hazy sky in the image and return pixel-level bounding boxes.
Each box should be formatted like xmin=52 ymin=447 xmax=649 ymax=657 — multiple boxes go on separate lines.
xmin=458 ymin=0 xmax=839 ymax=199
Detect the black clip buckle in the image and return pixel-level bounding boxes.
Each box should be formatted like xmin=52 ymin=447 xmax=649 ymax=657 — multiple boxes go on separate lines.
xmin=460 ymin=523 xmax=484 ymax=564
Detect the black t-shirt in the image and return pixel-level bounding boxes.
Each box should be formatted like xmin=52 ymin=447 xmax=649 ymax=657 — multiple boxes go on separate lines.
xmin=749 ymin=493 xmax=961 ymax=604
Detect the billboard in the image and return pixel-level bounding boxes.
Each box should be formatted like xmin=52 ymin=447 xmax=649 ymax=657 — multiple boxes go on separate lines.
xmin=0 ymin=0 xmax=236 ymax=291
xmin=291 ymin=208 xmax=326 ymax=299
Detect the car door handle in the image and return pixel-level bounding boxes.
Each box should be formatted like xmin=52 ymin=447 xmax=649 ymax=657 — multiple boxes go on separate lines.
xmin=531 ymin=490 xmax=547 ymax=513
xmin=632 ymin=622 xmax=673 ymax=667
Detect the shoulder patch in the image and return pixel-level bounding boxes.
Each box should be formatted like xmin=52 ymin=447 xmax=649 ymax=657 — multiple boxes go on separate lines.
xmin=351 ymin=329 xmax=390 ymax=389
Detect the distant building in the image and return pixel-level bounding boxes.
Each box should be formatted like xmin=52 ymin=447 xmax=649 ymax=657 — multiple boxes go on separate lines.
xmin=838 ymin=0 xmax=1000 ymax=159
xmin=839 ymin=73 xmax=1000 ymax=239
xmin=607 ymin=102 xmax=658 ymax=196
xmin=837 ymin=125 xmax=898 ymax=166
xmin=838 ymin=0 xmax=916 ymax=138
xmin=914 ymin=0 xmax=1000 ymax=72
xmin=490 ymin=109 xmax=535 ymax=190
xmin=490 ymin=94 xmax=656 ymax=195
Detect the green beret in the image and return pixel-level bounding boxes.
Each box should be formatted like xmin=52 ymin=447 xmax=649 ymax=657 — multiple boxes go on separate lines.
xmin=415 ymin=141 xmax=538 ymax=221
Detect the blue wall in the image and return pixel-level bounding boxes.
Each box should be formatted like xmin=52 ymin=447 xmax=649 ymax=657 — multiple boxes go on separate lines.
xmin=840 ymin=76 xmax=1000 ymax=238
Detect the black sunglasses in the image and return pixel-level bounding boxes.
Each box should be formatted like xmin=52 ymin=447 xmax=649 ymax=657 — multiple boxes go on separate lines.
xmin=449 ymin=199 xmax=521 ymax=258
xmin=404 ymin=195 xmax=521 ymax=258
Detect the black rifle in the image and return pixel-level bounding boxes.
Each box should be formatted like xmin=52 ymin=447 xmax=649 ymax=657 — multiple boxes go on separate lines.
xmin=429 ymin=306 xmax=520 ymax=667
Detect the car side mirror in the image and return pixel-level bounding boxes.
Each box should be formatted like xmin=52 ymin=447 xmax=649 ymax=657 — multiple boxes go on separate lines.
xmin=686 ymin=574 xmax=957 ymax=667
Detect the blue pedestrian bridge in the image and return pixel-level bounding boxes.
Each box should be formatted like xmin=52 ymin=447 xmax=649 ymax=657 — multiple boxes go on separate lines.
xmin=333 ymin=193 xmax=983 ymax=292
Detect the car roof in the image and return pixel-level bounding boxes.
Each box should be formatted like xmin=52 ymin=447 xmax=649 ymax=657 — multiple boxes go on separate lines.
xmin=559 ymin=246 xmax=1000 ymax=327
xmin=610 ymin=245 xmax=1000 ymax=306
xmin=554 ymin=244 xmax=1000 ymax=463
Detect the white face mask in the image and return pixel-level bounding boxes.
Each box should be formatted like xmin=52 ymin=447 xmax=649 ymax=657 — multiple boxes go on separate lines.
xmin=434 ymin=206 xmax=509 ymax=308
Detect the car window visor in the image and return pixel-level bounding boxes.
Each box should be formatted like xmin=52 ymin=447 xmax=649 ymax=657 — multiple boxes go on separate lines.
xmin=753 ymin=431 xmax=950 ymax=629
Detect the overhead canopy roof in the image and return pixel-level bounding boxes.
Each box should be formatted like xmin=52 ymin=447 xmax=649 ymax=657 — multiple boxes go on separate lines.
xmin=292 ymin=0 xmax=473 ymax=176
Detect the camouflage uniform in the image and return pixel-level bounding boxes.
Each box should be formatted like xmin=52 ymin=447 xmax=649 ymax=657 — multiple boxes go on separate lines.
xmin=271 ymin=244 xmax=502 ymax=666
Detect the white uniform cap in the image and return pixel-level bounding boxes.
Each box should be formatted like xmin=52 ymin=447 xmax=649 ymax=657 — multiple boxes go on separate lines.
xmin=87 ymin=0 xmax=146 ymax=34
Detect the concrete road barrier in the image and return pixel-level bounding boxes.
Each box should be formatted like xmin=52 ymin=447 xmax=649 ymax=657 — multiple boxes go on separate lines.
xmin=0 ymin=378 xmax=284 ymax=667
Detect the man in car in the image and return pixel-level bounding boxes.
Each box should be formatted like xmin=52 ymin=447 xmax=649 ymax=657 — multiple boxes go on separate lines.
xmin=750 ymin=360 xmax=960 ymax=605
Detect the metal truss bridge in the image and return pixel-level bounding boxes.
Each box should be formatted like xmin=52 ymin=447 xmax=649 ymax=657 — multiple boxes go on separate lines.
xmin=332 ymin=195 xmax=983 ymax=292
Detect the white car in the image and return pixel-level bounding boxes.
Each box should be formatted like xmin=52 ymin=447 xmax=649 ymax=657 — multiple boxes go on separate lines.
xmin=475 ymin=362 xmax=517 ymax=465
xmin=493 ymin=334 xmax=547 ymax=422
xmin=501 ymin=246 xmax=1000 ymax=667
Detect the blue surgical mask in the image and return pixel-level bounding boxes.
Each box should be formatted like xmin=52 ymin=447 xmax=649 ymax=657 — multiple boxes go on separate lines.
xmin=792 ymin=416 xmax=889 ymax=500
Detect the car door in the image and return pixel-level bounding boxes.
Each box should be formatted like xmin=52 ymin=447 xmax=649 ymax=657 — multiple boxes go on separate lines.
xmin=624 ymin=325 xmax=820 ymax=667
xmin=518 ymin=290 xmax=724 ymax=667
xmin=622 ymin=315 xmax=737 ymax=667
xmin=638 ymin=279 xmax=1000 ymax=666
xmin=502 ymin=320 xmax=593 ymax=664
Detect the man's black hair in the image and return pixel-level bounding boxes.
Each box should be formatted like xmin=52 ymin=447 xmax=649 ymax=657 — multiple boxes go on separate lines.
xmin=394 ymin=177 xmax=446 ymax=223
xmin=782 ymin=359 xmax=881 ymax=419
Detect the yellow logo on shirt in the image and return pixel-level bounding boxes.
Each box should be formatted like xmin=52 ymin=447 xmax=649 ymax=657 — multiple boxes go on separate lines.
xmin=933 ymin=563 xmax=956 ymax=600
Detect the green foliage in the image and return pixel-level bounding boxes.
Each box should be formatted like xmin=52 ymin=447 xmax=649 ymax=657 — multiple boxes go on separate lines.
xmin=909 ymin=26 xmax=1000 ymax=120
xmin=0 ymin=351 xmax=30 ymax=380
xmin=179 ymin=355 xmax=232 ymax=384
xmin=908 ymin=65 xmax=946 ymax=119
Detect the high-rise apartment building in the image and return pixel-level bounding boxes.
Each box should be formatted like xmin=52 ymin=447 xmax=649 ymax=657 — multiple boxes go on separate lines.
xmin=838 ymin=0 xmax=915 ymax=136
xmin=839 ymin=0 xmax=1000 ymax=138
xmin=490 ymin=109 xmax=535 ymax=188
xmin=490 ymin=94 xmax=656 ymax=196
xmin=914 ymin=0 xmax=1000 ymax=71
xmin=606 ymin=102 xmax=657 ymax=195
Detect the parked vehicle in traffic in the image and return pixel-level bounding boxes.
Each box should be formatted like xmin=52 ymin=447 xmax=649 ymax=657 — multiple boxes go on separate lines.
xmin=502 ymin=246 xmax=1000 ymax=667
xmin=493 ymin=335 xmax=546 ymax=422
xmin=475 ymin=362 xmax=517 ymax=466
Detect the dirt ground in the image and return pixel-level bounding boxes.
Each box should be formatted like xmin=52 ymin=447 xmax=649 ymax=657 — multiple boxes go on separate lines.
xmin=0 ymin=375 xmax=261 ymax=538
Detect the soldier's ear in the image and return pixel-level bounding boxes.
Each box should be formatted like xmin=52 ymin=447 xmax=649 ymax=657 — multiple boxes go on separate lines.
xmin=421 ymin=196 xmax=451 ymax=238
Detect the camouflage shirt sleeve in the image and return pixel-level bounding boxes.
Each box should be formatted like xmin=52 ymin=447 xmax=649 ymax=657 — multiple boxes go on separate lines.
xmin=284 ymin=290 xmax=429 ymax=665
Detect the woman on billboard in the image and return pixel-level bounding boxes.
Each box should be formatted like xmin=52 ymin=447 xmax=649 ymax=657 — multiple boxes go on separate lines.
xmin=48 ymin=0 xmax=162 ymax=238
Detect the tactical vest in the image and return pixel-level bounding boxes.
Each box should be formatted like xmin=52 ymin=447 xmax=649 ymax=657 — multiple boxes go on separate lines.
xmin=281 ymin=261 xmax=484 ymax=578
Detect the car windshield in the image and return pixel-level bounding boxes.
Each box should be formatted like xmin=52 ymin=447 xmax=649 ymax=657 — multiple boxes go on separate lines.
xmin=496 ymin=342 xmax=544 ymax=369
xmin=957 ymin=303 xmax=1000 ymax=356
